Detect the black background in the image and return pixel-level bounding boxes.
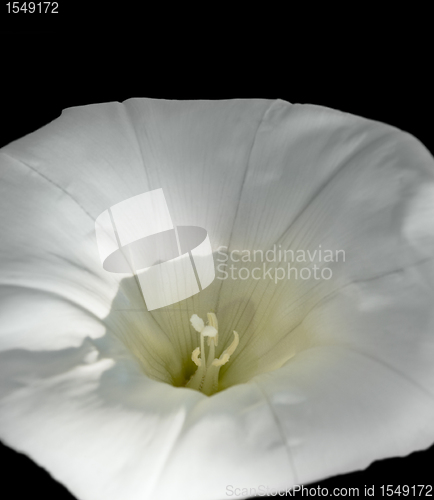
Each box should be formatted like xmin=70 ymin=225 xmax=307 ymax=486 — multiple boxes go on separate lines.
xmin=0 ymin=23 xmax=433 ymax=500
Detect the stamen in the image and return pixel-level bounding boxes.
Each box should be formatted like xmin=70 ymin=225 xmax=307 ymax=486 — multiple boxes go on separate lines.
xmin=212 ymin=331 xmax=239 ymax=367
xmin=186 ymin=313 xmax=239 ymax=396
xmin=201 ymin=326 xmax=218 ymax=338
xmin=190 ymin=314 xmax=205 ymax=333
xmin=207 ymin=312 xmax=218 ymax=346
xmin=191 ymin=347 xmax=201 ymax=367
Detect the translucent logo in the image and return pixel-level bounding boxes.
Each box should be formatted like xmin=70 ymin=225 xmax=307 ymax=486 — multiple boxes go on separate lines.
xmin=95 ymin=189 xmax=215 ymax=310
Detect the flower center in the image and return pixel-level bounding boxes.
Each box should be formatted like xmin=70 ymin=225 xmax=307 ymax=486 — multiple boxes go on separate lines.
xmin=186 ymin=312 xmax=239 ymax=396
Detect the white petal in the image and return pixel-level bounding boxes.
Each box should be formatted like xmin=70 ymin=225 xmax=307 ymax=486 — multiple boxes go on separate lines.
xmin=1 ymin=98 xmax=274 ymax=354
xmin=0 ymin=339 xmax=294 ymax=500
xmin=215 ymin=102 xmax=434 ymax=384
xmin=251 ymin=257 xmax=434 ymax=485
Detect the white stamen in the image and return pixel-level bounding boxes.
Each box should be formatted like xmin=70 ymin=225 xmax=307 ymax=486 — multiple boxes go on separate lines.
xmin=201 ymin=325 xmax=218 ymax=338
xmin=186 ymin=313 xmax=239 ymax=396
xmin=191 ymin=347 xmax=202 ymax=367
xmin=212 ymin=331 xmax=239 ymax=367
xmin=190 ymin=314 xmax=205 ymax=333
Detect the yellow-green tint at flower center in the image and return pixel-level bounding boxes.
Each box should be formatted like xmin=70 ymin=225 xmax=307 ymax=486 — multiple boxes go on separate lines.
xmin=110 ymin=264 xmax=320 ymax=397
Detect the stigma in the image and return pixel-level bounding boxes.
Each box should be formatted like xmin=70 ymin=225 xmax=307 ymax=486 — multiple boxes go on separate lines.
xmin=186 ymin=312 xmax=239 ymax=396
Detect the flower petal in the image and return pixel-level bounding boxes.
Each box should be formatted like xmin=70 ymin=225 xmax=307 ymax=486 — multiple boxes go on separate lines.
xmin=0 ymin=333 xmax=295 ymax=500
xmin=251 ymin=256 xmax=434 ymax=486
xmin=1 ymin=98 xmax=275 ymax=355
xmin=214 ymin=102 xmax=434 ymax=385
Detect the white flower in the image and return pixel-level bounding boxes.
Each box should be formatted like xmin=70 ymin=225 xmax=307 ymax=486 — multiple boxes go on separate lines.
xmin=0 ymin=98 xmax=434 ymax=500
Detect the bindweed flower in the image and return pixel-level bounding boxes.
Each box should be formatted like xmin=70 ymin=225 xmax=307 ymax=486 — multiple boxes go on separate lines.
xmin=0 ymin=98 xmax=434 ymax=500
